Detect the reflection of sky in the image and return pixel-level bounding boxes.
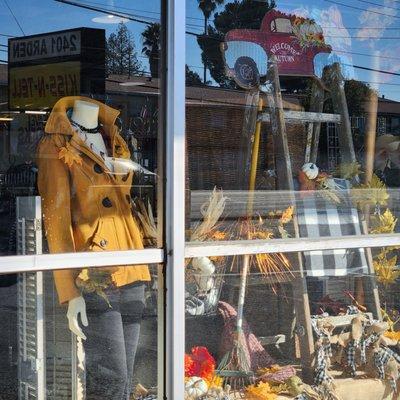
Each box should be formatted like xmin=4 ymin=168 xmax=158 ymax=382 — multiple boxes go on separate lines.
xmin=186 ymin=0 xmax=400 ymax=101
xmin=0 ymin=0 xmax=161 ymax=72
xmin=1 ymin=0 xmax=400 ymax=100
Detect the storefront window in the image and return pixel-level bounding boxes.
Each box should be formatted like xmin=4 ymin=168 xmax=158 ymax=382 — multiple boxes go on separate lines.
xmin=185 ymin=249 xmax=398 ymax=400
xmin=185 ymin=0 xmax=400 ymax=399
xmin=0 ymin=266 xmax=160 ymax=399
xmin=0 ymin=1 xmax=164 ymax=399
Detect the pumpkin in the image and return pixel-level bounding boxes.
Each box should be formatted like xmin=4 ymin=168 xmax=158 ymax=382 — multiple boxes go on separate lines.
xmin=192 ymin=257 xmax=215 ymax=275
xmin=301 ymin=163 xmax=319 ymax=180
xmin=185 ymin=377 xmax=208 ymax=399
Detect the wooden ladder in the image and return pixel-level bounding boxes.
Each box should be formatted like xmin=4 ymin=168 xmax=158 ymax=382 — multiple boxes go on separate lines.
xmin=257 ymin=59 xmax=381 ymax=381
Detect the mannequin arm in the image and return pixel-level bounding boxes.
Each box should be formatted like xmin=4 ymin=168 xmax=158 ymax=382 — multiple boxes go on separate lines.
xmin=67 ymin=296 xmax=88 ymax=340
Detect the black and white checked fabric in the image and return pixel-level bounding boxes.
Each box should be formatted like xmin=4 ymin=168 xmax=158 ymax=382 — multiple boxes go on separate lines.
xmin=373 ymin=347 xmax=400 ymax=390
xmin=311 ymin=317 xmax=333 ymax=385
xmin=297 ymin=180 xmax=368 ymax=277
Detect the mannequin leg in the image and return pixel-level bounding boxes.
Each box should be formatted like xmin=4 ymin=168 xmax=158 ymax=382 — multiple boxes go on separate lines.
xmin=83 ymin=288 xmax=129 ymax=400
xmin=120 ymin=282 xmax=145 ymax=400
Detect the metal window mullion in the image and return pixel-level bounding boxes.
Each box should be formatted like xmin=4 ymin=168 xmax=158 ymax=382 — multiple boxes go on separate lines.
xmin=0 ymin=249 xmax=164 ymax=274
xmin=165 ymin=0 xmax=186 ymax=397
xmin=185 ymin=234 xmax=400 ymax=258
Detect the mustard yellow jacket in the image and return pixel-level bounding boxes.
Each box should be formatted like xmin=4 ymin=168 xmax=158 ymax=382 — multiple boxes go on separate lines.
xmin=37 ymin=96 xmax=150 ymax=304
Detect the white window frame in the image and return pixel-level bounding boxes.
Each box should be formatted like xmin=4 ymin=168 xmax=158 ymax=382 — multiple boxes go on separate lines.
xmin=1 ymin=1 xmax=400 ymax=400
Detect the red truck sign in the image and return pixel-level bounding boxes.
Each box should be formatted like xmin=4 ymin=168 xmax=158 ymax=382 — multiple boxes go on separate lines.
xmin=223 ymin=10 xmax=331 ymax=84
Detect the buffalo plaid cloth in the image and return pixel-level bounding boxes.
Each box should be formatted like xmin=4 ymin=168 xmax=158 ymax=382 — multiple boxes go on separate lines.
xmin=373 ymin=347 xmax=400 ymax=390
xmin=311 ymin=317 xmax=333 ymax=385
xmin=297 ymin=180 xmax=368 ymax=277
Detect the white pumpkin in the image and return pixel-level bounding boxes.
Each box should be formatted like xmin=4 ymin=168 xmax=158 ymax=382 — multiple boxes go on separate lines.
xmin=192 ymin=257 xmax=215 ymax=275
xmin=301 ymin=163 xmax=319 ymax=180
xmin=185 ymin=377 xmax=208 ymax=399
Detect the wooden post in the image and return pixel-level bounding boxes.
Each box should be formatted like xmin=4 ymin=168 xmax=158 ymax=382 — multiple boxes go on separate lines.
xmin=327 ymin=63 xmax=381 ymax=320
xmin=327 ymin=63 xmax=356 ymax=164
xmin=309 ymin=81 xmax=325 ymax=164
xmin=238 ymin=91 xmax=260 ymax=190
xmin=361 ymin=87 xmax=381 ymax=319
xmin=267 ymin=59 xmax=315 ymax=382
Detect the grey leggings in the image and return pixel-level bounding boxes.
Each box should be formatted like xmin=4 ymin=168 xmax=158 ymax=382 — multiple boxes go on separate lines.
xmin=82 ymin=282 xmax=145 ymax=400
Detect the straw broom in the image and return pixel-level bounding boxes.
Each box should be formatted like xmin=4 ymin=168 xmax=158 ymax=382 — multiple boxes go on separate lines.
xmin=216 ymin=98 xmax=264 ymax=392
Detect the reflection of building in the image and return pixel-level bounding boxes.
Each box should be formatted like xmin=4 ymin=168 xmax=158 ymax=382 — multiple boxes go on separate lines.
xmin=2 ymin=63 xmax=400 ymax=195
xmin=325 ymin=96 xmax=400 ymax=171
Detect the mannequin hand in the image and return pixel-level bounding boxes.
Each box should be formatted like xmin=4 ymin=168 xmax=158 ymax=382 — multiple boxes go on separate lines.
xmin=67 ymin=296 xmax=88 ymax=340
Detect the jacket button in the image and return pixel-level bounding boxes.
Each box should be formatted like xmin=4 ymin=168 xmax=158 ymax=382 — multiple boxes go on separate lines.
xmin=126 ymin=194 xmax=131 ymax=204
xmin=102 ymin=197 xmax=112 ymax=208
xmin=99 ymin=239 xmax=108 ymax=248
xmin=94 ymin=163 xmax=103 ymax=174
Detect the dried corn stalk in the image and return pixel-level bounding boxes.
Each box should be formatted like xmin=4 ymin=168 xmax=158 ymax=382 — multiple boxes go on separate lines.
xmin=135 ymin=198 xmax=158 ymax=247
xmin=191 ymin=187 xmax=227 ymax=241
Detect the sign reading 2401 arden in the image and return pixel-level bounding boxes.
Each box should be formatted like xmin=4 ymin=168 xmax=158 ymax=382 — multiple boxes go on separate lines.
xmin=8 ymin=28 xmax=105 ymax=110
xmin=9 ymin=31 xmax=81 ymax=63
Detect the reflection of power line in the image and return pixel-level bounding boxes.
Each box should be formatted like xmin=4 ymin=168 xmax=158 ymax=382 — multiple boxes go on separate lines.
xmin=2 ymin=0 xmax=25 ymax=35
xmin=77 ymin=0 xmax=161 ymax=16
xmin=355 ymin=0 xmax=400 ymax=11
xmin=55 ymin=0 xmax=155 ymax=25
xmin=187 ymin=29 xmax=400 ymax=41
xmin=359 ymin=81 xmax=400 ymax=86
xmin=333 ymin=49 xmax=400 ymax=61
xmin=348 ymin=64 xmax=400 ymax=77
xmin=320 ymin=27 xmax=400 ymax=30
xmin=322 ymin=0 xmax=400 ymax=19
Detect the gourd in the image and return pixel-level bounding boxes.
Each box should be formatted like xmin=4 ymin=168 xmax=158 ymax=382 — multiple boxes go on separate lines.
xmin=301 ymin=163 xmax=319 ymax=180
xmin=185 ymin=377 xmax=208 ymax=399
xmin=192 ymin=257 xmax=216 ymax=275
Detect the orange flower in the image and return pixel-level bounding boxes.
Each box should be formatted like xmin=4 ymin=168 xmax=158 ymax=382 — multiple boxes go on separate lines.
xmin=59 ymin=143 xmax=82 ymax=167
xmin=185 ymin=354 xmax=196 ymax=377
xmin=185 ymin=347 xmax=216 ymax=384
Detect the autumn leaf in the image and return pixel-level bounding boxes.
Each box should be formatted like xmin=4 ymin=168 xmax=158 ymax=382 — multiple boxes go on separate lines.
xmin=370 ymin=209 xmax=398 ymax=234
xmin=352 ymin=174 xmax=389 ymax=209
xmin=246 ymin=382 xmax=277 ymax=400
xmin=334 ymin=162 xmax=362 ymax=179
xmin=373 ymin=254 xmax=400 ymax=286
xmin=280 ymin=206 xmax=294 ymax=224
xmin=58 ymin=143 xmax=83 ymax=167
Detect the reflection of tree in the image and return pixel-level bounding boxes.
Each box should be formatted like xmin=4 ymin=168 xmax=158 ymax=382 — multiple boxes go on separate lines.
xmin=198 ymin=0 xmax=225 ymax=82
xmin=197 ymin=0 xmax=276 ymax=87
xmin=186 ymin=65 xmax=203 ymax=86
xmin=106 ymin=23 xmax=142 ymax=77
xmin=344 ymin=80 xmax=372 ymax=117
xmin=142 ymin=23 xmax=161 ymax=79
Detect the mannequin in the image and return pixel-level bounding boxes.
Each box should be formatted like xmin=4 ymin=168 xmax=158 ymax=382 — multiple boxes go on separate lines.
xmin=68 ymin=100 xmax=101 ymax=340
xmin=36 ymin=97 xmax=150 ymax=400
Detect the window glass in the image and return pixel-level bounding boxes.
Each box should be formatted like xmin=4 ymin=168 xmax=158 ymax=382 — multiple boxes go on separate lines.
xmin=0 ymin=1 xmax=163 ymax=398
xmin=185 ymin=0 xmax=400 ymax=398
xmin=0 ymin=266 xmax=160 ymax=399
xmin=1 ymin=1 xmax=163 ymax=257
xmin=186 ymin=0 xmax=400 ymax=243
xmin=185 ymin=247 xmax=398 ymax=399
